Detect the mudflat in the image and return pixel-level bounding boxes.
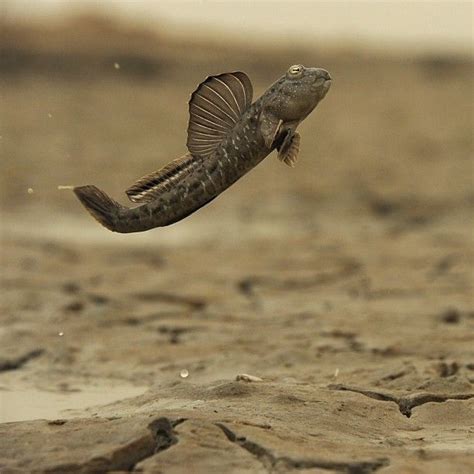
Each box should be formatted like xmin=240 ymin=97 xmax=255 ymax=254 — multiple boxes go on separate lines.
xmin=1 ymin=18 xmax=473 ymax=473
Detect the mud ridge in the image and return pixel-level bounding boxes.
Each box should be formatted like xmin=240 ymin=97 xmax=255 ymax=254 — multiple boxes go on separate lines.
xmin=216 ymin=423 xmax=389 ymax=473
xmin=236 ymin=264 xmax=361 ymax=309
xmin=329 ymin=384 xmax=474 ymax=417
xmin=236 ymin=261 xmax=361 ymax=295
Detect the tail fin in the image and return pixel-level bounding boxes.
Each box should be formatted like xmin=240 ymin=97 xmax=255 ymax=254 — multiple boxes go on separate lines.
xmin=74 ymin=185 xmax=125 ymax=232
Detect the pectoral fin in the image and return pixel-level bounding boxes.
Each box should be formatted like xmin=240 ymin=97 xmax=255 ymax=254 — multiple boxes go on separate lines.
xmin=277 ymin=131 xmax=300 ymax=168
xmin=259 ymin=111 xmax=283 ymax=149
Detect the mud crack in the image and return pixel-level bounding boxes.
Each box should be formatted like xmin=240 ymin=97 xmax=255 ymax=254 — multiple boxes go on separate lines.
xmin=131 ymin=291 xmax=206 ymax=310
xmin=329 ymin=384 xmax=474 ymax=417
xmin=128 ymin=417 xmax=185 ymax=471
xmin=237 ymin=260 xmax=361 ymax=295
xmin=215 ymin=423 xmax=388 ymax=473
xmin=45 ymin=417 xmax=185 ymax=473
xmin=0 ymin=348 xmax=44 ymax=372
xmin=148 ymin=417 xmax=183 ymax=454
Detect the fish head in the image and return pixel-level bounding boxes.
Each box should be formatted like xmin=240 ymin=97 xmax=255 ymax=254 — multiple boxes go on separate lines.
xmin=267 ymin=65 xmax=332 ymax=122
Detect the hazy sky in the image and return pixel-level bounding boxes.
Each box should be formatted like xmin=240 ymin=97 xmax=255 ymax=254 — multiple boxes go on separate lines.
xmin=3 ymin=0 xmax=472 ymax=53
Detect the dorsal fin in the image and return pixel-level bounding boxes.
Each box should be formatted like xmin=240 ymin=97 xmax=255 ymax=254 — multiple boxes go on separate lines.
xmin=126 ymin=153 xmax=196 ymax=203
xmin=187 ymin=72 xmax=253 ymax=158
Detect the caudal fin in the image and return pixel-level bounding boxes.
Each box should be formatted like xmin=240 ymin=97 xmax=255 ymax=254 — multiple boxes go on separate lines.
xmin=74 ymin=185 xmax=125 ymax=232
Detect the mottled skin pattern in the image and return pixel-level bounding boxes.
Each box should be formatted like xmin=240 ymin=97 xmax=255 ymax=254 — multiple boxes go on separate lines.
xmin=75 ymin=65 xmax=331 ymax=233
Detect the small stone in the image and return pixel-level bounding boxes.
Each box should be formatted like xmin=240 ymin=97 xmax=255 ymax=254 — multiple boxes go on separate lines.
xmin=27 ymin=188 xmax=34 ymax=194
xmin=180 ymin=369 xmax=189 ymax=378
xmin=114 ymin=63 xmax=120 ymax=70
xmin=236 ymin=373 xmax=263 ymax=382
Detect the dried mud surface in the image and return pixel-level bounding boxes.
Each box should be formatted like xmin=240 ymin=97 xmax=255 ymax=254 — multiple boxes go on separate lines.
xmin=1 ymin=18 xmax=473 ymax=473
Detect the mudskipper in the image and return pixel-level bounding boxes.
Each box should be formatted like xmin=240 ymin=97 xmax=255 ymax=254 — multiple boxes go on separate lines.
xmin=74 ymin=65 xmax=332 ymax=233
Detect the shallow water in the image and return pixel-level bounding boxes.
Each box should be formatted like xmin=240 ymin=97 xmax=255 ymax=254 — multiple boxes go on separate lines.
xmin=0 ymin=385 xmax=147 ymax=423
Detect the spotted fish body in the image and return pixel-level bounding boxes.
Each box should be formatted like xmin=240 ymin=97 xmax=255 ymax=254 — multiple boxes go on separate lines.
xmin=74 ymin=65 xmax=331 ymax=233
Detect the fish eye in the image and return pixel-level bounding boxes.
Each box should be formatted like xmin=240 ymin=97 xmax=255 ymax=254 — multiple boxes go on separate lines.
xmin=288 ymin=65 xmax=303 ymax=76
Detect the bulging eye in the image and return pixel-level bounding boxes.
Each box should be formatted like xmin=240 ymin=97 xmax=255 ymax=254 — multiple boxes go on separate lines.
xmin=288 ymin=65 xmax=303 ymax=76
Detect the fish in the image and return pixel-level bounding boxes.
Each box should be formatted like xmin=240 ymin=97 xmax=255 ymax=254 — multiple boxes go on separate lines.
xmin=74 ymin=64 xmax=332 ymax=233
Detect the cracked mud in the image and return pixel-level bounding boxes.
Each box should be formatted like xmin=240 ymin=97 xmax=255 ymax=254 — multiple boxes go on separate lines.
xmin=1 ymin=17 xmax=473 ymax=474
xmin=329 ymin=384 xmax=474 ymax=417
xmin=216 ymin=423 xmax=389 ymax=473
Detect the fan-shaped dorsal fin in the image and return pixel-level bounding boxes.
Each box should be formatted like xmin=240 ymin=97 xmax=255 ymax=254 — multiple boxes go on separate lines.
xmin=187 ymin=71 xmax=253 ymax=158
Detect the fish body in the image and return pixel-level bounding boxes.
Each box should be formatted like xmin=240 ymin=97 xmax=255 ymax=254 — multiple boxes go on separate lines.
xmin=74 ymin=65 xmax=331 ymax=233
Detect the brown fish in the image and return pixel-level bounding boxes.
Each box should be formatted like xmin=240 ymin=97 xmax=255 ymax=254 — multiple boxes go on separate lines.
xmin=74 ymin=64 xmax=331 ymax=233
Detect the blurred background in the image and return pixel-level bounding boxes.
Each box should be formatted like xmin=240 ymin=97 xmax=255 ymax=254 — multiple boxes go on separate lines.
xmin=2 ymin=0 xmax=472 ymax=52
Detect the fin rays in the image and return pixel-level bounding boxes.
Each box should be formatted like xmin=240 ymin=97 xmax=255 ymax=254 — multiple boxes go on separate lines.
xmin=210 ymin=78 xmax=241 ymax=115
xmin=200 ymin=85 xmax=240 ymax=121
xmin=187 ymin=72 xmax=253 ymax=158
xmin=278 ymin=131 xmax=300 ymax=168
xmin=194 ymin=93 xmax=237 ymax=124
xmin=126 ymin=153 xmax=198 ymax=203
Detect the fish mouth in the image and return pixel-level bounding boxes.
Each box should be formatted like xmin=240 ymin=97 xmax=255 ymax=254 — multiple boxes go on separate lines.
xmin=323 ymin=78 xmax=332 ymax=89
xmin=310 ymin=69 xmax=332 ymax=91
xmin=310 ymin=77 xmax=331 ymax=92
